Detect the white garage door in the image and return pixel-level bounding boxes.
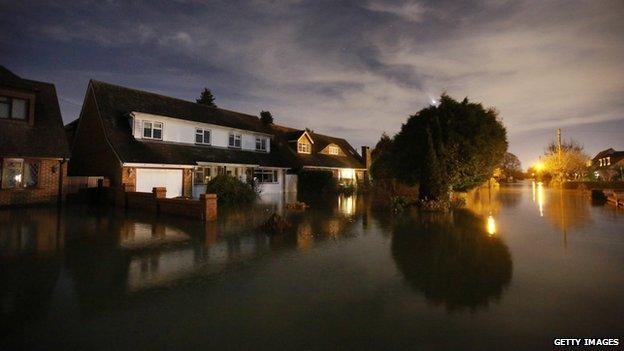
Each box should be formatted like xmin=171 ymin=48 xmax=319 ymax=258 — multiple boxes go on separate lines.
xmin=136 ymin=168 xmax=183 ymax=198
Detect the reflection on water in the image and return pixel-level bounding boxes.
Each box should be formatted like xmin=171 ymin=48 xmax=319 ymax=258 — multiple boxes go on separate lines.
xmin=532 ymin=181 xmax=545 ymax=217
xmin=487 ymin=214 xmax=497 ymax=236
xmin=391 ymin=210 xmax=512 ymax=312
xmin=1 ymin=186 xmax=624 ymax=349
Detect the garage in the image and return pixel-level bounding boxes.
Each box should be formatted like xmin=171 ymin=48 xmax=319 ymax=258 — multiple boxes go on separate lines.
xmin=136 ymin=168 xmax=183 ymax=198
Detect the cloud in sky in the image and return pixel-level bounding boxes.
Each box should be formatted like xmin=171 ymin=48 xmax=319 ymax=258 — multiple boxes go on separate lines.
xmin=1 ymin=0 xmax=623 ymax=166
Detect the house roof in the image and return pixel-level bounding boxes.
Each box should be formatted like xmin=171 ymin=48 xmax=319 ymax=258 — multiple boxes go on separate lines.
xmin=593 ymin=148 xmax=624 ymax=166
xmin=593 ymin=148 xmax=624 ymax=160
xmin=0 ymin=66 xmax=70 ymax=159
xmin=87 ymin=80 xmax=289 ymax=167
xmin=271 ymin=124 xmax=366 ymax=170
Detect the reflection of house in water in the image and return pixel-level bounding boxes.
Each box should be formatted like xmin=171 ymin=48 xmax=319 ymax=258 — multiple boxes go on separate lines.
xmin=1 ymin=198 xmax=369 ymax=323
xmin=0 ymin=208 xmax=64 ymax=333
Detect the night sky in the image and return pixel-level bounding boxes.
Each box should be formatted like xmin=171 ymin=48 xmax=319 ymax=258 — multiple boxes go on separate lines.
xmin=2 ymin=0 xmax=623 ymax=168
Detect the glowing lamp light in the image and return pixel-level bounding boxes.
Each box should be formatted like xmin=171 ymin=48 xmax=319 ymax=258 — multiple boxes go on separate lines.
xmin=533 ymin=162 xmax=545 ymax=172
xmin=14 ymin=174 xmax=22 ymax=183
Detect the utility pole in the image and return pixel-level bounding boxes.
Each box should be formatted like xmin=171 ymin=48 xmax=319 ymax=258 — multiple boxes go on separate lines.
xmin=557 ymin=128 xmax=562 ymax=157
xmin=557 ymin=128 xmax=563 ymax=182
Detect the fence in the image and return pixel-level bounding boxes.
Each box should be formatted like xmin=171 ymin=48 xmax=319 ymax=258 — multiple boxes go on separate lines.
xmin=69 ymin=185 xmax=217 ymax=221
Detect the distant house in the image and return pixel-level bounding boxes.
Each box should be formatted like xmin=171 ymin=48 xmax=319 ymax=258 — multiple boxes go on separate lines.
xmin=67 ymin=80 xmax=291 ymax=198
xmin=591 ymin=148 xmax=624 ymax=181
xmin=0 ymin=66 xmax=70 ymax=206
xmin=271 ymin=125 xmax=369 ymax=185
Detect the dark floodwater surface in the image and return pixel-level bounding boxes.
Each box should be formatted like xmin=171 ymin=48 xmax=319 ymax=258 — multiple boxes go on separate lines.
xmin=1 ymin=182 xmax=623 ymax=350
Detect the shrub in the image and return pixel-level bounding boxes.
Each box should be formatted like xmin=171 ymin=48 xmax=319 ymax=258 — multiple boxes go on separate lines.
xmin=205 ymin=175 xmax=258 ymax=205
xmin=390 ymin=196 xmax=410 ymax=213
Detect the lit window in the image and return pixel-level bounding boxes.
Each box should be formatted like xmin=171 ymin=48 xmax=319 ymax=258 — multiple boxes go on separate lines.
xmin=1 ymin=159 xmax=39 ymax=189
xmin=142 ymin=121 xmax=163 ymax=140
xmin=194 ymin=167 xmax=212 ymax=185
xmin=298 ymin=142 xmax=311 ymax=154
xmin=607 ymin=157 xmax=611 ymax=166
xmin=254 ymin=169 xmax=279 ymax=183
xmin=228 ymin=133 xmax=242 ymax=148
xmin=0 ymin=96 xmax=28 ymax=120
xmin=328 ymin=146 xmax=339 ymax=155
xmin=256 ymin=137 xmax=267 ymax=151
xmin=195 ymin=128 xmax=211 ymax=145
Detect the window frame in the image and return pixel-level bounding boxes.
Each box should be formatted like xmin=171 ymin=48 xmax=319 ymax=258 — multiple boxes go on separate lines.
xmin=195 ymin=128 xmax=211 ymax=145
xmin=0 ymin=158 xmax=40 ymax=189
xmin=298 ymin=142 xmax=311 ymax=154
xmin=328 ymin=145 xmax=339 ymax=155
xmin=253 ymin=169 xmax=279 ymax=184
xmin=0 ymin=89 xmax=35 ymax=124
xmin=255 ymin=137 xmax=267 ymax=152
xmin=142 ymin=120 xmax=163 ymax=140
xmin=228 ymin=132 xmax=242 ymax=148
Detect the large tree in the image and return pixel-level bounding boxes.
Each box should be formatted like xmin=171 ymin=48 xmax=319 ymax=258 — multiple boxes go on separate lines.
xmin=370 ymin=132 xmax=395 ymax=181
xmin=392 ymin=94 xmax=507 ymax=199
xmin=542 ymin=139 xmax=589 ymax=181
xmin=499 ymin=152 xmax=523 ymax=180
xmin=196 ymin=88 xmax=217 ymax=107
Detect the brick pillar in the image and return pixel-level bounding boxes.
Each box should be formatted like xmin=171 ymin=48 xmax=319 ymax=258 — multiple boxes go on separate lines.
xmin=201 ymin=193 xmax=217 ymax=221
xmin=152 ymin=187 xmax=167 ymax=199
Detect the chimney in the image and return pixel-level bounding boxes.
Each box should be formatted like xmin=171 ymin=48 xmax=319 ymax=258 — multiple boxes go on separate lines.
xmin=361 ymin=146 xmax=372 ymax=170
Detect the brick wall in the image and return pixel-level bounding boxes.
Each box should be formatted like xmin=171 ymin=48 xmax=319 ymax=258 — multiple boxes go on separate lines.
xmin=183 ymin=169 xmax=192 ymax=197
xmin=67 ymin=86 xmax=122 ymax=185
xmin=0 ymin=159 xmax=66 ymax=206
xmin=121 ymin=167 xmax=136 ymax=191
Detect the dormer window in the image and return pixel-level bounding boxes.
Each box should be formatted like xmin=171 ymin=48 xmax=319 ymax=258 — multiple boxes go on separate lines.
xmin=328 ymin=146 xmax=339 ymax=155
xmin=298 ymin=142 xmax=311 ymax=154
xmin=256 ymin=137 xmax=267 ymax=152
xmin=0 ymin=96 xmax=28 ymax=120
xmin=228 ymin=132 xmax=242 ymax=148
xmin=142 ymin=121 xmax=163 ymax=140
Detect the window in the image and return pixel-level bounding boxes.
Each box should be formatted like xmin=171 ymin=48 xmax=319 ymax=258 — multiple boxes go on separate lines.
xmin=1 ymin=159 xmax=39 ymax=189
xmin=254 ymin=169 xmax=279 ymax=183
xmin=256 ymin=137 xmax=267 ymax=152
xmin=328 ymin=146 xmax=339 ymax=155
xmin=228 ymin=133 xmax=242 ymax=148
xmin=142 ymin=121 xmax=163 ymax=140
xmin=195 ymin=128 xmax=211 ymax=145
xmin=298 ymin=142 xmax=311 ymax=154
xmin=194 ymin=167 xmax=212 ymax=185
xmin=606 ymin=157 xmax=611 ymax=166
xmin=0 ymin=96 xmax=28 ymax=120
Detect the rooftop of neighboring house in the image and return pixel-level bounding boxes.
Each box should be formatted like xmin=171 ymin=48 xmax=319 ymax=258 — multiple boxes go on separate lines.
xmin=73 ymin=80 xmax=290 ymax=167
xmin=271 ymin=124 xmax=366 ymax=170
xmin=593 ymin=148 xmax=624 ymax=166
xmin=0 ymin=66 xmax=70 ymax=159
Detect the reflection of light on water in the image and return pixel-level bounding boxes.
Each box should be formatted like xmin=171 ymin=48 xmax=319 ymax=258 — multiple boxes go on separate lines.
xmin=338 ymin=195 xmax=355 ymax=216
xmin=532 ymin=181 xmax=536 ymax=202
xmin=487 ymin=215 xmax=496 ymax=236
xmin=537 ymin=182 xmax=545 ymax=217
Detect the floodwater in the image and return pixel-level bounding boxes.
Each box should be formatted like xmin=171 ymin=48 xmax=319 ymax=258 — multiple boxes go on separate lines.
xmin=1 ymin=182 xmax=623 ymax=350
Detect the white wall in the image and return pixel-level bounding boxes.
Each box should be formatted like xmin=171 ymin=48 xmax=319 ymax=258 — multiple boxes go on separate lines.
xmin=130 ymin=112 xmax=271 ymax=152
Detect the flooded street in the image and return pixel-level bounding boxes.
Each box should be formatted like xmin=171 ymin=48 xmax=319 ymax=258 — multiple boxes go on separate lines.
xmin=2 ymin=182 xmax=623 ymax=350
